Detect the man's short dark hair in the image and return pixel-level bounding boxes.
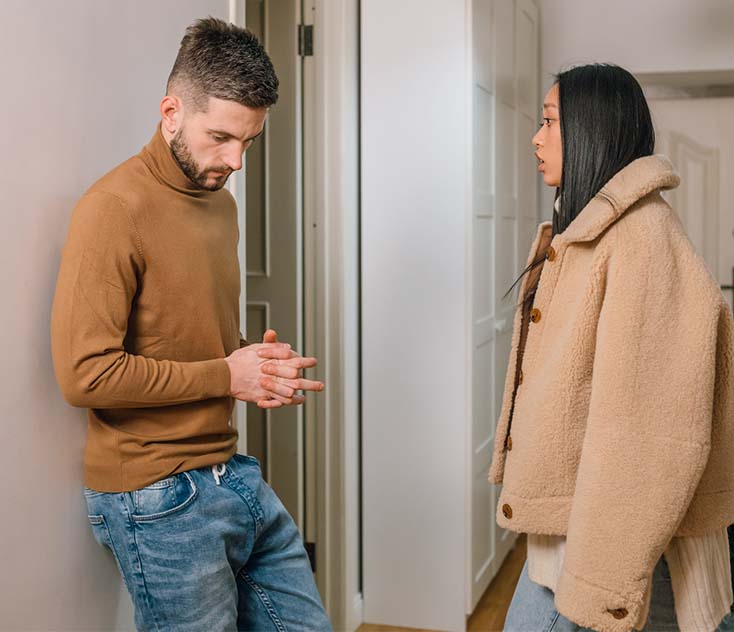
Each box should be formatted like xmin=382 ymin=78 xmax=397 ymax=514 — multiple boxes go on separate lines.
xmin=167 ymin=16 xmax=279 ymax=110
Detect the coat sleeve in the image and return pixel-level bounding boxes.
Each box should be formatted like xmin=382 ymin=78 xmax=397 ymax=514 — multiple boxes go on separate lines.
xmin=51 ymin=191 xmax=232 ymax=409
xmin=553 ymin=222 xmax=717 ymax=631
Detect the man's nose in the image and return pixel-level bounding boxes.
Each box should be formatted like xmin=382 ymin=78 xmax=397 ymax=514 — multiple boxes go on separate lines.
xmin=223 ymin=152 xmax=243 ymax=172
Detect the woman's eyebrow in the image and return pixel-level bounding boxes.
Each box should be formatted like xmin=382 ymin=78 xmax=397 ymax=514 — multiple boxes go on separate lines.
xmin=543 ymin=103 xmax=559 ymax=110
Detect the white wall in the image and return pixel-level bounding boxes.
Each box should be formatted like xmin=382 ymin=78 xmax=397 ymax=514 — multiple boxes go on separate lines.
xmin=0 ymin=2 xmax=228 ymax=629
xmin=538 ymin=0 xmax=734 ymax=218
xmin=541 ymin=0 xmax=734 ymax=87
xmin=361 ymin=1 xmax=469 ymax=630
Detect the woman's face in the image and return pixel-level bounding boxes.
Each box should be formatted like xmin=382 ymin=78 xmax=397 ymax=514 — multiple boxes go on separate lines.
xmin=532 ymin=83 xmax=562 ymax=187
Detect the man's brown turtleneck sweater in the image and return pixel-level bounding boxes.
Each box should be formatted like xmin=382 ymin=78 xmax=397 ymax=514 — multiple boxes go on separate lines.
xmin=51 ymin=126 xmax=242 ymax=492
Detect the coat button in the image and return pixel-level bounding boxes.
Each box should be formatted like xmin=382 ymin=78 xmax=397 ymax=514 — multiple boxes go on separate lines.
xmin=502 ymin=504 xmax=513 ymax=519
xmin=530 ymin=308 xmax=541 ymax=323
xmin=608 ymin=608 xmax=628 ymax=620
xmin=546 ymin=246 xmax=556 ymax=262
xmin=505 ymin=436 xmax=513 ymax=451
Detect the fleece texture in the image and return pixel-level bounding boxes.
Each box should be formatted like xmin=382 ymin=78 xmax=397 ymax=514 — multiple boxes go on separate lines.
xmin=488 ymin=155 xmax=734 ymax=632
xmin=51 ymin=126 xmax=243 ymax=493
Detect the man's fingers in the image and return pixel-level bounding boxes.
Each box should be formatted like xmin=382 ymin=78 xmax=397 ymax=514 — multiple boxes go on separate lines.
xmin=260 ymin=356 xmax=318 ymax=369
xmin=271 ymin=393 xmax=305 ymax=406
xmin=290 ymin=356 xmax=318 ymax=369
xmin=256 ymin=347 xmax=298 ymax=360
xmin=261 ymin=363 xmax=302 ymax=379
xmin=257 ymin=398 xmax=283 ymax=409
xmin=263 ymin=365 xmax=299 ymax=379
xmin=260 ymin=378 xmax=296 ymax=400
xmin=246 ymin=342 xmax=291 ymax=356
xmin=262 ymin=376 xmax=323 ymax=393
xmin=257 ymin=392 xmax=306 ymax=407
xmin=262 ymin=329 xmax=279 ymax=344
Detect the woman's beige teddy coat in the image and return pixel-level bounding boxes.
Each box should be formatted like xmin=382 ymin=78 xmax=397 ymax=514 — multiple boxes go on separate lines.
xmin=489 ymin=155 xmax=734 ymax=632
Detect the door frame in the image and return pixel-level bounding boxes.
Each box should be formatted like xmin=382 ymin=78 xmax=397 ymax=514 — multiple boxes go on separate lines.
xmin=230 ymin=1 xmax=363 ymax=630
xmin=228 ymin=1 xmax=249 ymax=456
xmin=639 ymin=70 xmax=734 ymax=308
xmin=302 ymin=1 xmax=362 ymax=629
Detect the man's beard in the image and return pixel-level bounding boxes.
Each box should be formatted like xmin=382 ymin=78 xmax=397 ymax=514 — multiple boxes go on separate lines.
xmin=170 ymin=129 xmax=231 ymax=191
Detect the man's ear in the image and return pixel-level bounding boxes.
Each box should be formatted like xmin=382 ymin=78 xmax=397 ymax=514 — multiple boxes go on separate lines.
xmin=160 ymin=95 xmax=183 ymax=136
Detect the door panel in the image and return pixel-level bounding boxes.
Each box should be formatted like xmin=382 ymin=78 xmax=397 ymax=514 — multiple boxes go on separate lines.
xmin=243 ymin=0 xmax=304 ymax=529
xmin=650 ymin=97 xmax=733 ymax=310
xmin=469 ymin=0 xmax=538 ymax=614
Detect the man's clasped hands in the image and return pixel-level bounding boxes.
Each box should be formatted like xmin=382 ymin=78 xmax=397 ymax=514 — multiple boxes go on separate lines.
xmin=224 ymin=329 xmax=324 ymax=409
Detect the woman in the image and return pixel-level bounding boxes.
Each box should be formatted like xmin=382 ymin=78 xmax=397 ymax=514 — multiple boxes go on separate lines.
xmin=491 ymin=63 xmax=734 ymax=632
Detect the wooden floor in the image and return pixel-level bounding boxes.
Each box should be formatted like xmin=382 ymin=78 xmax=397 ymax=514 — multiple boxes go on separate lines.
xmin=357 ymin=534 xmax=527 ymax=632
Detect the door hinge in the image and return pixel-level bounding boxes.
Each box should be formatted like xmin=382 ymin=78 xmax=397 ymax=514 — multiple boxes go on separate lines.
xmin=304 ymin=541 xmax=316 ymax=571
xmin=298 ymin=24 xmax=314 ymax=57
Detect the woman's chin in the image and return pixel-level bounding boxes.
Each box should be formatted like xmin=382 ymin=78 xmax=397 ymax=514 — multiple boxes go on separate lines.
xmin=542 ymin=172 xmax=560 ymax=187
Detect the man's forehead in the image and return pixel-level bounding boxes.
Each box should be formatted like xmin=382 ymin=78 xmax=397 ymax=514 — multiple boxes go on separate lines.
xmin=193 ymin=98 xmax=268 ymax=136
xmin=202 ymin=96 xmax=268 ymax=118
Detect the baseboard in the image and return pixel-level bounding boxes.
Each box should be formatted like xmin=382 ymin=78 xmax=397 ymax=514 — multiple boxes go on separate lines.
xmin=346 ymin=592 xmax=364 ymax=632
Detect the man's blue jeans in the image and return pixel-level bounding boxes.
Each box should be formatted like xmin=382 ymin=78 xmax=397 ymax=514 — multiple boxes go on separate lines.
xmin=84 ymin=453 xmax=332 ymax=631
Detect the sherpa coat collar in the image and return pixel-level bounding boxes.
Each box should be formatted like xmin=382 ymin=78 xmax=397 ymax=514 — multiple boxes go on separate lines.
xmin=489 ymin=155 xmax=734 ymax=632
xmin=558 ymin=155 xmax=680 ymax=244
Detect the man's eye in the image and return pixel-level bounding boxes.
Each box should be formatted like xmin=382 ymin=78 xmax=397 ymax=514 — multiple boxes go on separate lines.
xmin=212 ymin=135 xmax=226 ymax=142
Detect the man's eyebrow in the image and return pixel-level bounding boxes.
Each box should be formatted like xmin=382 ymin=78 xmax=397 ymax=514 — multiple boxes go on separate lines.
xmin=208 ymin=129 xmax=265 ymax=142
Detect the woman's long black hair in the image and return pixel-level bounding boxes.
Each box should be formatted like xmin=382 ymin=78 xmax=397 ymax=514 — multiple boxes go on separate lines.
xmin=505 ymin=63 xmax=656 ymax=301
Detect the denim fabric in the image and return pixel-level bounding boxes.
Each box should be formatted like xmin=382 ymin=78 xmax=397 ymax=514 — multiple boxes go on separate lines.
xmin=505 ymin=556 xmax=734 ymax=631
xmin=84 ymin=453 xmax=331 ymax=632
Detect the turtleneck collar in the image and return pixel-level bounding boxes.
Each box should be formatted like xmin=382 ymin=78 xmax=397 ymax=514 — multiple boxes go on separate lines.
xmin=139 ymin=124 xmax=213 ymax=197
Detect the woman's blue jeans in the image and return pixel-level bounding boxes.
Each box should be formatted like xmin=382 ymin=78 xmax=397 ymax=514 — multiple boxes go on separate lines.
xmin=84 ymin=453 xmax=332 ymax=631
xmin=505 ymin=556 xmax=734 ymax=631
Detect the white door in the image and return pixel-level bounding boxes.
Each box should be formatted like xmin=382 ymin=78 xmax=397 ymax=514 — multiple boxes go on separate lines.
xmin=649 ymin=97 xmax=734 ymax=310
xmin=232 ymin=0 xmax=307 ymax=533
xmin=468 ymin=0 xmax=539 ymax=614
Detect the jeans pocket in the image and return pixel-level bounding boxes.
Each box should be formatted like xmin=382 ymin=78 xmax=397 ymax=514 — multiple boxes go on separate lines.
xmin=87 ymin=514 xmax=130 ymax=592
xmin=129 ymin=472 xmax=198 ymax=522
xmin=233 ymin=453 xmax=261 ymax=469
xmin=88 ymin=514 xmax=112 ymax=547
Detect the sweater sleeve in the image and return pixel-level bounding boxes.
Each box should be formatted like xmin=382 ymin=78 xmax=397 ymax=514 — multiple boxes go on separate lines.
xmin=51 ymin=191 xmax=231 ymax=408
xmin=553 ymin=222 xmax=717 ymax=631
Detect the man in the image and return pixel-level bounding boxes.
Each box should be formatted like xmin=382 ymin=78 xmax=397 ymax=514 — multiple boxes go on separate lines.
xmin=51 ymin=17 xmax=331 ymax=631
